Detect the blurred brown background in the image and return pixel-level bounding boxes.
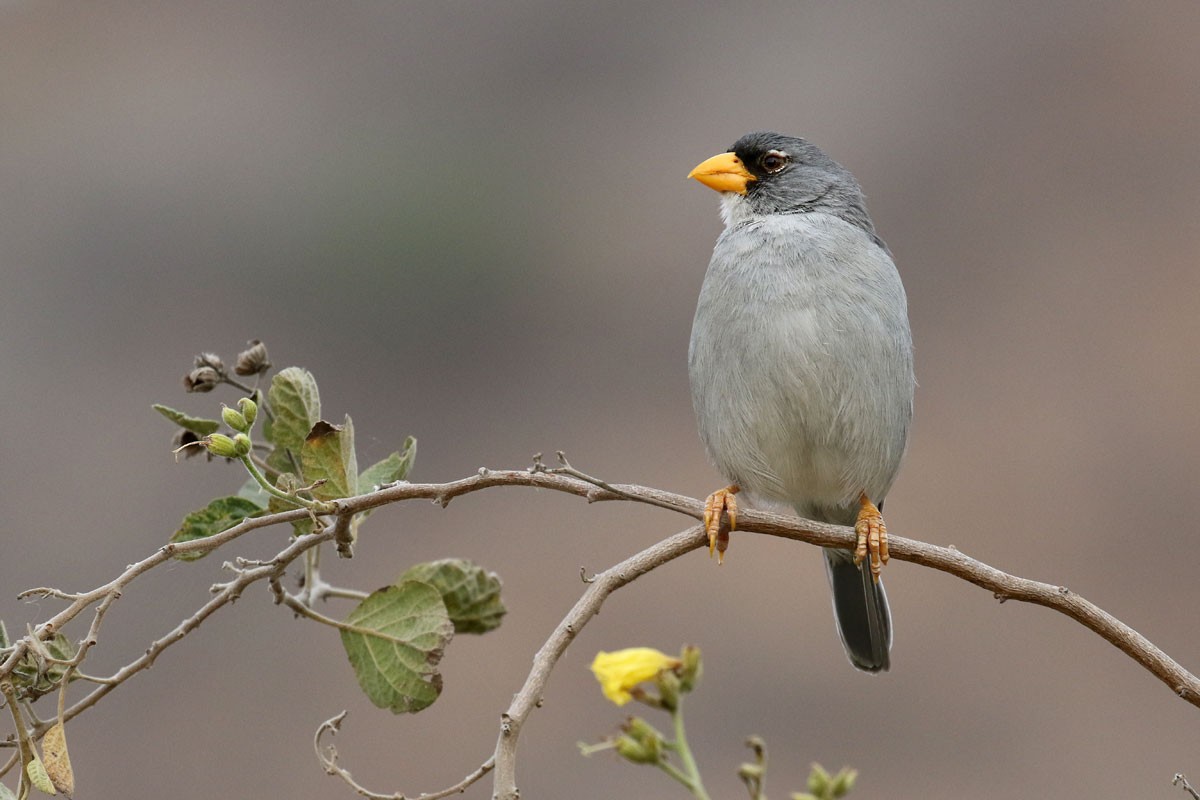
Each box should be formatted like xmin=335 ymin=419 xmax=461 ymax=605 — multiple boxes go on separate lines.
xmin=2 ymin=1 xmax=1198 ymax=797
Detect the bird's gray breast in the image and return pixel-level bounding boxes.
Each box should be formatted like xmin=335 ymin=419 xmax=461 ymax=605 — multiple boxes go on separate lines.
xmin=688 ymin=212 xmax=914 ymax=524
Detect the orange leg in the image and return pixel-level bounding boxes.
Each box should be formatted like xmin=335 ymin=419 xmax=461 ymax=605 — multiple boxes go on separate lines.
xmin=854 ymin=493 xmax=890 ymax=582
xmin=702 ymin=484 xmax=740 ymax=564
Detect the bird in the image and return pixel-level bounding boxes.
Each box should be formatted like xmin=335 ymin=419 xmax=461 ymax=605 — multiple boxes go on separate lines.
xmin=687 ymin=131 xmax=914 ymax=672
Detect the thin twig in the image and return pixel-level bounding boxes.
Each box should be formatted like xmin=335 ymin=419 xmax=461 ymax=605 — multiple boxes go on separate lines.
xmin=315 ymin=711 xmax=495 ymax=799
xmin=0 ymin=515 xmax=327 ymax=778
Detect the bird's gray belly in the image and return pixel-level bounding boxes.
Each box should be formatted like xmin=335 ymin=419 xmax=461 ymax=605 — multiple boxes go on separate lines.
xmin=689 ymin=255 xmax=910 ymax=524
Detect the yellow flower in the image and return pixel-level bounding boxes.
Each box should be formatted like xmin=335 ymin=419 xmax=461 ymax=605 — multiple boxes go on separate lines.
xmin=590 ymin=648 xmax=681 ymax=706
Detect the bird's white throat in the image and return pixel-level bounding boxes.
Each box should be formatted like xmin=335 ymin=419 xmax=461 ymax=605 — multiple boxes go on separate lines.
xmin=718 ymin=192 xmax=756 ymax=227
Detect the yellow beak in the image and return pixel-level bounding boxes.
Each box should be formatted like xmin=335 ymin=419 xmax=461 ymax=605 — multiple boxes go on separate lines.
xmin=687 ymin=152 xmax=756 ymax=195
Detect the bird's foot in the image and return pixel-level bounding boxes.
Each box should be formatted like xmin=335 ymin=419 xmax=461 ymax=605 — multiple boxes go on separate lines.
xmin=702 ymin=484 xmax=740 ymax=564
xmin=854 ymin=493 xmax=889 ymax=582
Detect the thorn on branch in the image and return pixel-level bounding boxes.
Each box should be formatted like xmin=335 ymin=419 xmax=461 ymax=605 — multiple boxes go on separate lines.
xmin=579 ymin=567 xmax=596 ymax=584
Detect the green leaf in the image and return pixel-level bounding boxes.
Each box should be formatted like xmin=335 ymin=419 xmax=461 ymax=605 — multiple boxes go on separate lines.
xmin=265 ymin=441 xmax=301 ymax=478
xmin=25 ymin=756 xmax=53 ymax=796
xmin=267 ymin=473 xmax=314 ymax=536
xmin=169 ymin=496 xmax=264 ymax=561
xmin=266 ymin=367 xmax=321 ymax=454
xmin=358 ymin=436 xmax=417 ymax=491
xmin=340 ymin=582 xmax=454 ymax=714
xmin=0 ymin=777 xmax=17 ymax=800
xmin=398 ymin=559 xmax=506 ymax=634
xmin=300 ymin=416 xmax=358 ymax=501
xmin=152 ymin=404 xmax=220 ymax=436
xmin=236 ymin=477 xmax=271 ymax=509
xmin=12 ymin=632 xmax=76 ymax=701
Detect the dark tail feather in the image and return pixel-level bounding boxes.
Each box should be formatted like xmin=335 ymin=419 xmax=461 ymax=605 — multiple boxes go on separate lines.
xmin=822 ymin=547 xmax=891 ymax=672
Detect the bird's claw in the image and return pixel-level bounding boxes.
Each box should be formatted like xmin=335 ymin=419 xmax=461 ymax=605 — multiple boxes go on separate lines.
xmin=702 ymin=485 xmax=740 ymax=564
xmin=854 ymin=493 xmax=889 ymax=582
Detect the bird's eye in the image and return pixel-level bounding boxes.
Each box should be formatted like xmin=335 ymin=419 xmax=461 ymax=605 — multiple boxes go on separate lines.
xmin=760 ymin=150 xmax=789 ymax=174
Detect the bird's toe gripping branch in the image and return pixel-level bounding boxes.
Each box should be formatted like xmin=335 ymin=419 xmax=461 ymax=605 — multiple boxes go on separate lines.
xmin=702 ymin=485 xmax=740 ymax=564
xmin=854 ymin=493 xmax=890 ymax=581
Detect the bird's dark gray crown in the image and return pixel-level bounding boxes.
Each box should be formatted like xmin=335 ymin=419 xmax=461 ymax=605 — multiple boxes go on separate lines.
xmin=729 ymin=131 xmax=882 ymax=245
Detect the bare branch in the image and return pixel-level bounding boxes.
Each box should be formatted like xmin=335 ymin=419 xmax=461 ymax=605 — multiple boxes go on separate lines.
xmin=2 ymin=464 xmax=1196 ymax=797
xmin=335 ymin=469 xmax=1200 ymax=710
xmin=0 ymin=518 xmax=330 ymax=778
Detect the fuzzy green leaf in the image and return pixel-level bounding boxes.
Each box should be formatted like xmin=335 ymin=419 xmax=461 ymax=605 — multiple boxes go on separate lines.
xmin=301 ymin=416 xmax=358 ymax=501
xmin=169 ymin=496 xmax=264 ymax=560
xmin=398 ymin=559 xmax=506 ymax=634
xmin=340 ymin=582 xmax=454 ymax=714
xmin=267 ymin=473 xmax=314 ymax=536
xmin=25 ymin=756 xmax=53 ymax=796
xmin=0 ymin=777 xmax=16 ymax=800
xmin=236 ymin=477 xmax=271 ymax=509
xmin=359 ymin=436 xmax=417 ymax=491
xmin=266 ymin=367 xmax=321 ymax=454
xmin=152 ymin=404 xmax=220 ymax=436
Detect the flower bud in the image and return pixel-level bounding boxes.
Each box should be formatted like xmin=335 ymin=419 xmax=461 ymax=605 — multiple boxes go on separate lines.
xmin=195 ymin=352 xmax=225 ymax=371
xmin=807 ymin=763 xmax=832 ymax=796
xmin=679 ymin=645 xmax=702 ymax=692
xmin=622 ymin=716 xmax=661 ymax=743
xmin=202 ymin=433 xmax=240 ymax=459
xmin=234 ymin=339 xmax=271 ymax=376
xmin=656 ymin=668 xmax=680 ymax=711
xmin=830 ymin=768 xmax=857 ymax=797
xmin=222 ymin=405 xmax=249 ymax=433
xmin=183 ymin=366 xmax=221 ymax=393
xmin=615 ymin=734 xmax=660 ymax=765
xmin=232 ymin=433 xmax=252 ymax=456
xmin=237 ymin=396 xmax=258 ymax=427
xmin=737 ymin=762 xmax=764 ymax=783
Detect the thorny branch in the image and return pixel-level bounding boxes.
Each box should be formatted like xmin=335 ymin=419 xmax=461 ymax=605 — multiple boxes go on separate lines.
xmin=2 ymin=459 xmax=1198 ymax=798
